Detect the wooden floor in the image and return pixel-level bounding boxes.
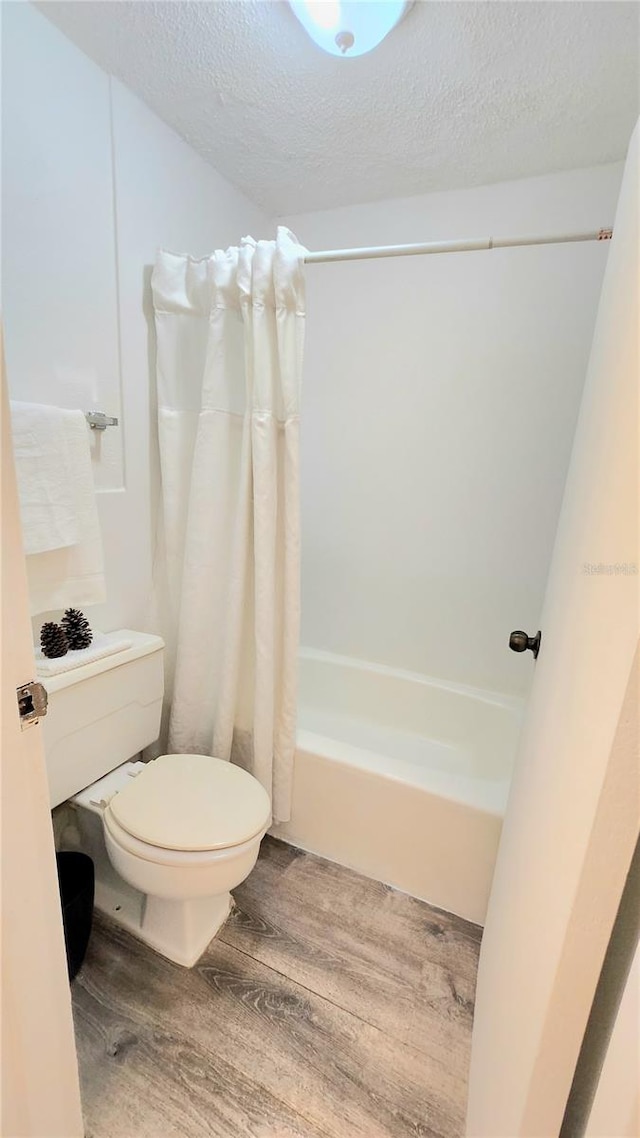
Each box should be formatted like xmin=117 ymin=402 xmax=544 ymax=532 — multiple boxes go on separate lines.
xmin=72 ymin=838 xmax=482 ymax=1138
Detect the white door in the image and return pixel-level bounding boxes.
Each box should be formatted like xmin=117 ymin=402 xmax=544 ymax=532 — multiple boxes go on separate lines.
xmin=0 ymin=332 xmax=83 ymax=1137
xmin=466 ymin=124 xmax=640 ymax=1136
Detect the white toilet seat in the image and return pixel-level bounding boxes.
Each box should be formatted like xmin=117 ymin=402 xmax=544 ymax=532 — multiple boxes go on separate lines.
xmin=103 ymin=805 xmax=262 ymax=868
xmin=108 ymin=753 xmax=272 ymax=853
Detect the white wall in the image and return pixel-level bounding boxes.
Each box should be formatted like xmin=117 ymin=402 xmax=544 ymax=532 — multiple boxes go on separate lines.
xmin=284 ymin=164 xmax=623 ymax=696
xmin=2 ymin=2 xmax=270 ymax=636
xmin=2 ymin=1 xmax=121 ymax=493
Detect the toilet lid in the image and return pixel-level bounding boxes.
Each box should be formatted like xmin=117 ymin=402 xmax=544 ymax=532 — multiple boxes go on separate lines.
xmin=108 ymin=754 xmax=272 ymax=852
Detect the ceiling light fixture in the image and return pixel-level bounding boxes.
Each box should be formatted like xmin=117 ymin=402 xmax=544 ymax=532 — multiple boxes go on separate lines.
xmin=289 ymin=1 xmax=414 ymax=58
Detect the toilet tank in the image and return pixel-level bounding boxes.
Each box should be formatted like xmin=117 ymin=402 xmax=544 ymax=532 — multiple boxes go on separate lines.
xmin=42 ymin=630 xmax=164 ymax=808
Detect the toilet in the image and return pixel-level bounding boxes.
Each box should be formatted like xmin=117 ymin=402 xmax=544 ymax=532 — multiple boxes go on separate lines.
xmin=43 ymin=630 xmax=271 ymax=967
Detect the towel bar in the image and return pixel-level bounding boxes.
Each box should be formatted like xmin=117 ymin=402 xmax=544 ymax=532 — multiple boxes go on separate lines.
xmin=85 ymin=411 xmax=119 ymax=431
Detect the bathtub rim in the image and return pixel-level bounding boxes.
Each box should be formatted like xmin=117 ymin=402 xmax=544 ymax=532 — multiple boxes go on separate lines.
xmin=298 ymin=645 xmax=526 ymax=717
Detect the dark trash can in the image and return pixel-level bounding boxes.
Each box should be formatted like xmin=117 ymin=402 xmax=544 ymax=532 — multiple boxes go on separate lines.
xmin=56 ymin=851 xmax=94 ymax=980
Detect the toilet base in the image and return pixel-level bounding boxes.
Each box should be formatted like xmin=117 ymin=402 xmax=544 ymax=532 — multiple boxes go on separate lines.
xmin=66 ymin=766 xmax=243 ymax=968
xmin=94 ymin=876 xmax=232 ymax=967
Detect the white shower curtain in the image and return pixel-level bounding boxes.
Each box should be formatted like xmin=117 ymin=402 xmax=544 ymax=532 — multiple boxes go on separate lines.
xmin=152 ymin=228 xmax=306 ymax=822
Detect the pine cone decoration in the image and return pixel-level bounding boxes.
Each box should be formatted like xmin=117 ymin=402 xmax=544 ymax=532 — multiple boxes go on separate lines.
xmin=61 ymin=608 xmax=93 ymax=651
xmin=40 ymin=622 xmax=68 ymax=659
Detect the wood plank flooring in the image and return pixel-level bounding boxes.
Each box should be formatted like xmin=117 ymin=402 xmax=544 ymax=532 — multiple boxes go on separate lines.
xmin=72 ymin=838 xmax=482 ymax=1138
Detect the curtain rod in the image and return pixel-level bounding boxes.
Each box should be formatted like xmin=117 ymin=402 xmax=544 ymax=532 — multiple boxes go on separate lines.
xmin=303 ymin=228 xmax=613 ymax=264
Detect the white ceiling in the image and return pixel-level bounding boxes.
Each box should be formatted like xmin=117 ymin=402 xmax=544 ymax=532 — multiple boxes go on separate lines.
xmin=38 ymin=1 xmax=639 ymax=215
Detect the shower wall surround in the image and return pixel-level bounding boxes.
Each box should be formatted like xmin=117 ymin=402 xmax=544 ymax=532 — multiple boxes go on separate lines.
xmin=2 ymin=2 xmax=269 ymax=632
xmin=284 ymin=163 xmax=624 ymax=697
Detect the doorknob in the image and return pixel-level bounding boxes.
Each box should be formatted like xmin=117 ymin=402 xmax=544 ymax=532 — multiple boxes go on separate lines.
xmin=509 ymin=630 xmax=542 ymax=659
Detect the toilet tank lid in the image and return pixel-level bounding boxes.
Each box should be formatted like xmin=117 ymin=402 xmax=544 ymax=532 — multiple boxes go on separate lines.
xmin=42 ymin=630 xmax=164 ymax=695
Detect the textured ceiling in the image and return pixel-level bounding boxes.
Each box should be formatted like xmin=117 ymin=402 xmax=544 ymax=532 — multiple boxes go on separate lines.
xmin=39 ymin=1 xmax=639 ymax=215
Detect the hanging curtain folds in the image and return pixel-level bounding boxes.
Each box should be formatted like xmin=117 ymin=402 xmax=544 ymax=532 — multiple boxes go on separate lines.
xmin=152 ymin=228 xmax=306 ymax=822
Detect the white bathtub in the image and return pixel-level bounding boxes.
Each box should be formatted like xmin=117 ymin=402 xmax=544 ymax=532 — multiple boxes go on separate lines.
xmin=271 ymin=649 xmax=525 ymax=924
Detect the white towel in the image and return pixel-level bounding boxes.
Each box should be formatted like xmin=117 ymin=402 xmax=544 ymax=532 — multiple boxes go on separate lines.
xmin=35 ymin=632 xmax=133 ymax=676
xmin=10 ymin=401 xmax=78 ymax=554
xmin=10 ymin=403 xmax=107 ymax=615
